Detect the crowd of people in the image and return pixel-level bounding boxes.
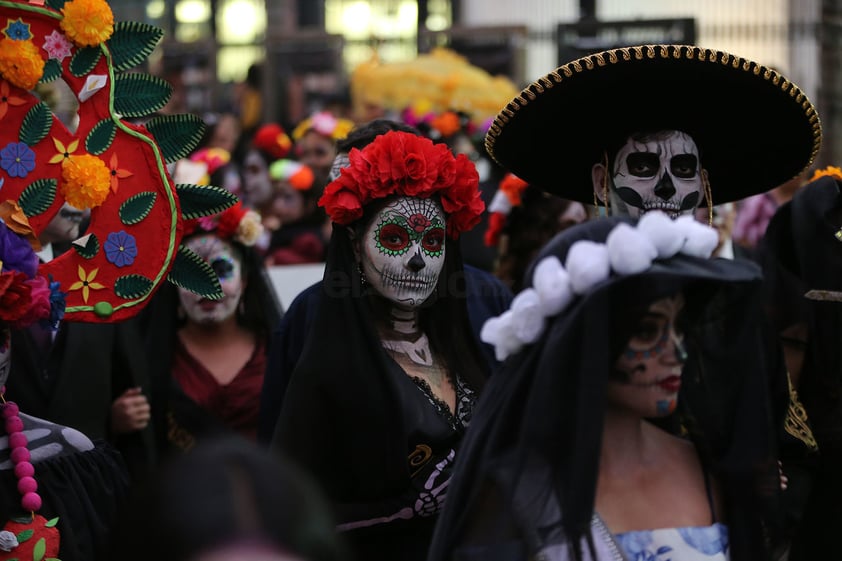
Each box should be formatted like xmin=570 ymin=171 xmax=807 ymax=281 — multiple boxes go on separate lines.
xmin=0 ymin=1 xmax=840 ymax=560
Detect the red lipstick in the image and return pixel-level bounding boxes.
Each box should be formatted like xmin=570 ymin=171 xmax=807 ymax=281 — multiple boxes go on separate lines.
xmin=657 ymin=375 xmax=681 ymax=393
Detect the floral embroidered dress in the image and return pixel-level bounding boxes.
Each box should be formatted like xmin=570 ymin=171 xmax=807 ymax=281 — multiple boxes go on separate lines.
xmin=614 ymin=471 xmax=728 ymax=561
xmin=614 ymin=524 xmax=729 ymax=561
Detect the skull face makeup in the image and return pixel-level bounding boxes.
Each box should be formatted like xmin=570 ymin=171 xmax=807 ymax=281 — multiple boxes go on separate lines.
xmin=609 ymin=294 xmax=688 ymax=417
xmin=600 ymin=130 xmax=704 ymax=219
xmin=356 ymin=196 xmax=446 ymax=308
xmin=178 ymin=235 xmax=245 ymax=325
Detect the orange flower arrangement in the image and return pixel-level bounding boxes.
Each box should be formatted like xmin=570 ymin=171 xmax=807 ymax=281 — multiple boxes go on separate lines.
xmin=809 ymin=165 xmax=842 ymax=182
xmin=60 ymin=154 xmax=111 ymax=209
xmin=0 ymin=38 xmax=44 ymax=90
xmin=430 ymin=111 xmax=462 ymax=138
xmin=60 ymin=0 xmax=114 ymax=47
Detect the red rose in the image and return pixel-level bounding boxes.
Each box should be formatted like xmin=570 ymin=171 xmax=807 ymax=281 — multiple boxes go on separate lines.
xmin=446 ymin=191 xmax=485 ymax=239
xmin=440 ymin=155 xmax=479 ymax=215
xmin=0 ymin=271 xmax=33 ymax=323
xmin=13 ymin=275 xmax=51 ymax=328
xmin=404 ymin=153 xmax=426 ymax=180
xmin=319 ymin=184 xmax=363 ymax=225
xmin=407 ymin=213 xmax=432 ymax=233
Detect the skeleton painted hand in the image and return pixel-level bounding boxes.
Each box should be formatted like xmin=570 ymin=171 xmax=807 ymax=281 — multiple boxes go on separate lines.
xmin=413 ymin=448 xmax=455 ymax=517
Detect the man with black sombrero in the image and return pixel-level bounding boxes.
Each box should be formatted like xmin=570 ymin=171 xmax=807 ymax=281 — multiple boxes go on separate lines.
xmin=481 ymin=43 xmax=822 ymax=558
xmin=484 ymin=44 xmax=821 ymax=223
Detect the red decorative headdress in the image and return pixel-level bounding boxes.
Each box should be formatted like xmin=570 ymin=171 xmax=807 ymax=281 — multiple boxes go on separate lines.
xmin=318 ymin=131 xmax=484 ymax=238
xmin=183 ymin=201 xmax=264 ymax=248
xmin=0 ymin=0 xmax=236 ymax=322
xmin=484 ymin=173 xmax=529 ymax=247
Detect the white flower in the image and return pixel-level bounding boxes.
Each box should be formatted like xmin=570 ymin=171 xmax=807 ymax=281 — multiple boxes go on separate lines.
xmin=637 ymin=211 xmax=685 ymax=258
xmin=509 ymin=289 xmax=546 ymax=344
xmin=0 ymin=530 xmax=18 ymax=552
xmin=565 ymin=240 xmax=610 ymax=294
xmin=675 ymin=215 xmax=718 ymax=258
xmin=607 ymin=222 xmax=657 ymax=275
xmin=480 ymin=311 xmax=523 ymax=361
xmin=487 ymin=189 xmax=513 ymax=214
xmin=235 ymin=210 xmax=264 ymax=247
xmin=532 ymin=256 xmax=573 ymax=316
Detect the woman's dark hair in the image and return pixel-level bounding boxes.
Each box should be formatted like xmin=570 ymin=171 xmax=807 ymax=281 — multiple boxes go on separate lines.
xmin=336 ymin=119 xmax=419 ymax=154
xmin=110 ymin=436 xmax=344 ymax=561
xmin=496 ymin=188 xmax=582 ymax=293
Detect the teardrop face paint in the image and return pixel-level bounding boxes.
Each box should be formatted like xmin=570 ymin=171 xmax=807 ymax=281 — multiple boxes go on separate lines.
xmin=608 ymin=294 xmax=687 ymax=417
xmin=358 ymin=196 xmax=446 ymax=308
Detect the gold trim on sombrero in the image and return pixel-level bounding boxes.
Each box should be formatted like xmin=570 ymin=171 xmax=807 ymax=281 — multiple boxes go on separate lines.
xmin=485 ymin=44 xmax=823 ymax=183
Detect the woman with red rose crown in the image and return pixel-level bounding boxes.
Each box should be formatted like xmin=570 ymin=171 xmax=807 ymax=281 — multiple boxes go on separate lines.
xmin=272 ymin=130 xmax=488 ymax=561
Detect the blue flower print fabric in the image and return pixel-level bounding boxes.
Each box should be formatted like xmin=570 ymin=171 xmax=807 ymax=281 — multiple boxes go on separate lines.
xmin=614 ymin=523 xmax=729 ymax=561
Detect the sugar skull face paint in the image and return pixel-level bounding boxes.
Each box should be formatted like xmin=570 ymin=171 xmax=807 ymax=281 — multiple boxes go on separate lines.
xmin=178 ymin=235 xmax=244 ymax=325
xmin=609 ymin=130 xmax=703 ymax=219
xmin=357 ymin=196 xmax=446 ymax=308
xmin=608 ymin=294 xmax=687 ymax=417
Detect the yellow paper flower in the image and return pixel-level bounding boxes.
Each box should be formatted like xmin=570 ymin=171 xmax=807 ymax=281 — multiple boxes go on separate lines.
xmin=0 ymin=38 xmax=45 ymax=90
xmin=60 ymin=154 xmax=111 ymax=209
xmin=69 ymin=265 xmax=105 ymax=303
xmin=60 ymin=0 xmax=114 ymax=47
xmin=48 ymin=137 xmax=80 ymax=164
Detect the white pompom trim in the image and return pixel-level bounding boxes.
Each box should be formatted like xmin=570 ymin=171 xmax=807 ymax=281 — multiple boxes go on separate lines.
xmin=480 ymin=211 xmax=719 ymax=361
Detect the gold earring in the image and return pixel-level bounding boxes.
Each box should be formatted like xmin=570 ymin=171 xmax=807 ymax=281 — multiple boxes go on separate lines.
xmin=702 ymin=169 xmax=713 ymax=226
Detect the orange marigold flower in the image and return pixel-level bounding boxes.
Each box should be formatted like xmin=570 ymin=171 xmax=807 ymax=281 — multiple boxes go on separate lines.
xmin=0 ymin=38 xmax=45 ymax=90
xmin=810 ymin=165 xmax=842 ymax=182
xmin=61 ymin=154 xmax=111 ymax=209
xmin=431 ymin=111 xmax=461 ymax=138
xmin=60 ymin=0 xmax=114 ymax=47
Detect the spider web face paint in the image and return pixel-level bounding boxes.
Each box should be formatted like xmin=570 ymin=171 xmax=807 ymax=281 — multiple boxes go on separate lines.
xmin=360 ymin=196 xmax=446 ymax=307
xmin=178 ymin=235 xmax=244 ymax=325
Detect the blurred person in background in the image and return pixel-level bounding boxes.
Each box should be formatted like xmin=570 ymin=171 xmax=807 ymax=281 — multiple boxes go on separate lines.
xmin=142 ymin=203 xmax=281 ymax=453
xmin=264 ymin=159 xmax=326 ymax=266
xmin=291 ymin=111 xmax=354 ymax=187
xmin=111 ymin=436 xmax=344 ymax=561
xmin=484 ymin=173 xmax=589 ymax=293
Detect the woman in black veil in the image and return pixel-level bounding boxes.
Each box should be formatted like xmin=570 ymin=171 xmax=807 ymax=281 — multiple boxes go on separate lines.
xmin=428 ymin=214 xmax=785 ymax=561
xmin=271 ymin=131 xmax=487 ymax=561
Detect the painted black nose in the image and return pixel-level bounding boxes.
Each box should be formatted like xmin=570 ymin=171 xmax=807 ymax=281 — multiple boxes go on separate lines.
xmin=654 ymin=171 xmax=676 ymax=200
xmin=407 ymin=251 xmax=426 ymax=272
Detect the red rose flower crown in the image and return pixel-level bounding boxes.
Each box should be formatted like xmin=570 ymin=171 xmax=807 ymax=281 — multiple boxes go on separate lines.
xmin=318 ymin=131 xmax=485 ymax=238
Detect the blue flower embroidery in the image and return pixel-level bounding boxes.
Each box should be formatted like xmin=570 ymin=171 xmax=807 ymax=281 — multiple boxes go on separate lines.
xmin=678 ymin=524 xmax=729 ymax=555
xmin=104 ymin=230 xmax=138 ymax=267
xmin=0 ymin=142 xmax=35 ymax=178
xmin=4 ymin=19 xmax=31 ymax=41
xmin=615 ymin=530 xmax=673 ymax=561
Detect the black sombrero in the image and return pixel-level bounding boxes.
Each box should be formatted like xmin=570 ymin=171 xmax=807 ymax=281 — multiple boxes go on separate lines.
xmin=485 ymin=44 xmax=822 ymax=205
